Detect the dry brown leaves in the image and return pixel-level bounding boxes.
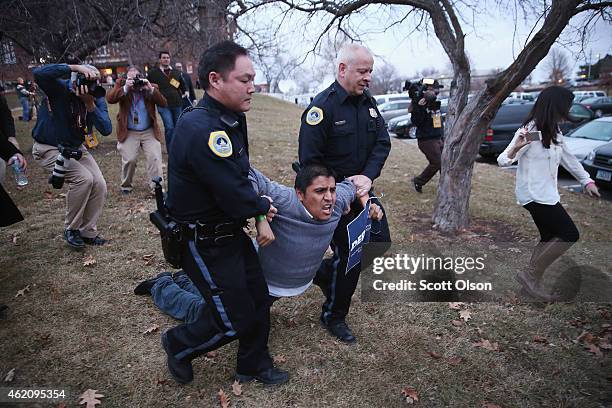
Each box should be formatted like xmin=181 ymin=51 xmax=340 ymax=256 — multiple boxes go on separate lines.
xmin=12 ymin=234 xmax=18 ymax=245
xmin=447 ymin=356 xmax=463 ymax=366
xmin=217 ymin=388 xmax=230 ymax=408
xmin=3 ymin=368 xmax=15 ymax=382
xmin=448 ymin=302 xmax=464 ymax=310
xmin=15 ymin=285 xmax=30 ymax=298
xmin=401 ymin=386 xmax=419 ymax=404
xmin=79 ymin=389 xmax=104 ymax=408
xmin=427 ymin=351 xmax=442 ymax=359
xmin=482 ymin=403 xmax=502 ymax=408
xmin=533 ymin=335 xmax=548 ymax=344
xmin=473 ymin=339 xmax=500 ymax=351
xmin=231 ymin=380 xmax=242 ymax=396
xmin=459 ymin=310 xmax=472 ymax=322
xmin=273 ymin=355 xmax=287 ymax=364
xmin=83 ymin=255 xmax=96 ymax=267
xmin=142 ymin=324 xmax=159 ymax=335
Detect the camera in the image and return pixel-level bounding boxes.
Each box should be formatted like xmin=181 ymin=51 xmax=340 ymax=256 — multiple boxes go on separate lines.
xmin=403 ymin=78 xmax=443 ymax=111
xmin=132 ymin=75 xmax=145 ymax=90
xmin=75 ymin=73 xmax=106 ymax=98
xmin=48 ymin=145 xmax=83 ymax=189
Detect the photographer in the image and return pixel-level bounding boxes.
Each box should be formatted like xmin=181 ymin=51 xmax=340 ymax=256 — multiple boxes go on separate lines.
xmin=16 ymin=77 xmax=33 ymax=122
xmin=31 ymin=63 xmax=112 ymax=249
xmin=408 ymin=79 xmax=443 ymax=193
xmin=107 ymin=66 xmax=167 ymax=195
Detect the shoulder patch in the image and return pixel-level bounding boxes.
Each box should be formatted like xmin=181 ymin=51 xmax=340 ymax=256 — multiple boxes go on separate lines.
xmin=208 ymin=131 xmax=233 ymax=158
xmin=306 ymin=106 xmax=324 ymax=126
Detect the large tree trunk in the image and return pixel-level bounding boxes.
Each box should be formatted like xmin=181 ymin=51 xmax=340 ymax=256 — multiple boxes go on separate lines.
xmin=432 ymin=0 xmax=583 ymax=232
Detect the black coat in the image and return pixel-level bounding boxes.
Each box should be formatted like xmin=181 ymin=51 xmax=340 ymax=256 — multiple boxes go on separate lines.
xmin=0 ymin=92 xmax=24 ymax=227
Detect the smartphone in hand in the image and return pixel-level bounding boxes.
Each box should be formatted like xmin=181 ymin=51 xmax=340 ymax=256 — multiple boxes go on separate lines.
xmin=526 ymin=131 xmax=541 ymax=142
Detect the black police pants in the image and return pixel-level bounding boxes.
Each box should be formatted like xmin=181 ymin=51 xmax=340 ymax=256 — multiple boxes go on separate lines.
xmin=314 ymin=194 xmax=391 ymax=323
xmin=164 ymin=231 xmax=273 ymax=375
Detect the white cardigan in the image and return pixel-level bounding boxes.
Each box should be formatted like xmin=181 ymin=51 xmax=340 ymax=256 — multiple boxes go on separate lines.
xmin=497 ymin=123 xmax=593 ymax=206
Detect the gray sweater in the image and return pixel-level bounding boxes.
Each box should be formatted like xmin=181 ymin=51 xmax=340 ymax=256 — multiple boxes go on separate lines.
xmin=248 ymin=168 xmax=355 ymax=292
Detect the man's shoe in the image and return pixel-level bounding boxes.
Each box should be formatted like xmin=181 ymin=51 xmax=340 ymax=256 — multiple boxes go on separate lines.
xmin=64 ymin=229 xmax=85 ymax=249
xmin=411 ymin=177 xmax=423 ymax=193
xmin=235 ymin=367 xmax=289 ymax=385
xmin=321 ymin=317 xmax=357 ymax=344
xmin=161 ymin=330 xmax=193 ymax=384
xmin=134 ymin=272 xmax=173 ymax=296
xmin=121 ymin=189 xmax=131 ymax=195
xmin=82 ymin=236 xmax=108 ymax=246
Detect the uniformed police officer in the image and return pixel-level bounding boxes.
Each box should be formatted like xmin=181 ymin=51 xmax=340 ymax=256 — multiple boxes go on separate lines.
xmin=160 ymin=41 xmax=289 ymax=385
xmin=299 ymin=44 xmax=391 ymax=344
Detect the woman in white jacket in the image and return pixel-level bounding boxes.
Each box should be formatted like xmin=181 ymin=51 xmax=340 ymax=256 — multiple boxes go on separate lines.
xmin=497 ymin=86 xmax=600 ymax=300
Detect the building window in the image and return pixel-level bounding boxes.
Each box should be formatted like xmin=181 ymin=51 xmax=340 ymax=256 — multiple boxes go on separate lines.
xmin=0 ymin=40 xmax=17 ymax=65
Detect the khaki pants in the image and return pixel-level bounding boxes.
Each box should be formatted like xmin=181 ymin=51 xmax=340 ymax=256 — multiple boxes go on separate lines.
xmin=117 ymin=128 xmax=163 ymax=192
xmin=32 ymin=142 xmax=107 ymax=239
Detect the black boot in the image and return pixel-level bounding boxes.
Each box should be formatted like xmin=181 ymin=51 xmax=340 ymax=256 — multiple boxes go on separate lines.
xmin=161 ymin=330 xmax=193 ymax=384
xmin=321 ymin=316 xmax=356 ymax=344
xmin=235 ymin=367 xmax=289 ymax=385
xmin=134 ymin=272 xmax=173 ymax=295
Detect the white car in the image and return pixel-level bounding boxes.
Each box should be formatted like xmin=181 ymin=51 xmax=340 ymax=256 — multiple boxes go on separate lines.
xmin=564 ymin=116 xmax=612 ymax=161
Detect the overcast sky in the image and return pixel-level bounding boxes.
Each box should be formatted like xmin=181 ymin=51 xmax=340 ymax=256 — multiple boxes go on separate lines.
xmin=242 ymin=2 xmax=611 ymax=90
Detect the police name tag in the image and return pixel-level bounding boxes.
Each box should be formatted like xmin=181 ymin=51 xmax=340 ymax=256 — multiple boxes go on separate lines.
xmin=369 ymin=108 xmax=378 ymax=118
xmin=306 ymin=106 xmax=323 ymax=125
xmin=208 ymin=131 xmax=233 ymax=157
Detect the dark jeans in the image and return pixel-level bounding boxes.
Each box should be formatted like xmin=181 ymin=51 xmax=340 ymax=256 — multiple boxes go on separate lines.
xmin=314 ymin=193 xmax=391 ymax=323
xmin=523 ymin=201 xmax=580 ymax=243
xmin=164 ymin=231 xmax=273 ymax=375
xmin=415 ymin=137 xmax=443 ymax=186
xmin=157 ymin=106 xmax=182 ymax=152
xmin=152 ymin=273 xmax=206 ymax=324
xmin=19 ymin=97 xmax=30 ymax=122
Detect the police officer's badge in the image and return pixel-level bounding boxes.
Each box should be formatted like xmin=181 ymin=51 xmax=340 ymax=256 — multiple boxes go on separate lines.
xmin=369 ymin=108 xmax=378 ymax=118
xmin=306 ymin=106 xmax=324 ymax=125
xmin=208 ymin=131 xmax=233 ymax=158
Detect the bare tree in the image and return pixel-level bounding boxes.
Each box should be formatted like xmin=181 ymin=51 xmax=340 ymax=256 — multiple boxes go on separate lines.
xmin=545 ymin=47 xmax=572 ymax=84
xmin=369 ymin=60 xmax=401 ymax=94
xmin=0 ymin=0 xmax=232 ymax=63
xmin=256 ymin=46 xmax=301 ymax=93
xmin=234 ymin=0 xmax=611 ymax=233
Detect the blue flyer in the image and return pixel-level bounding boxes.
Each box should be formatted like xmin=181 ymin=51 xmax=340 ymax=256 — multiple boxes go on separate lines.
xmin=346 ymin=200 xmax=372 ymax=274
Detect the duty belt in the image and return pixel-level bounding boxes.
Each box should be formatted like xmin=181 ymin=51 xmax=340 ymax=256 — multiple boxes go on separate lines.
xmin=181 ymin=220 xmax=245 ymax=246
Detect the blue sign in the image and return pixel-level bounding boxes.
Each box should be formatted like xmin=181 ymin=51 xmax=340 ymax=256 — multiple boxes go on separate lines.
xmin=346 ymin=200 xmax=372 ymax=274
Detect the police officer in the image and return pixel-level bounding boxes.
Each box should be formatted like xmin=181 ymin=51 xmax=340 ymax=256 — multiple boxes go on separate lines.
xmin=299 ymin=44 xmax=391 ymax=344
xmin=160 ymin=41 xmax=288 ymax=385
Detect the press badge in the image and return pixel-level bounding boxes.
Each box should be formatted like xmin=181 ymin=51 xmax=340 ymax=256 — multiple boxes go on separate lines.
xmin=85 ymin=130 xmax=99 ymax=148
xmin=432 ymin=112 xmax=442 ymax=128
xmin=169 ymin=78 xmax=180 ymax=88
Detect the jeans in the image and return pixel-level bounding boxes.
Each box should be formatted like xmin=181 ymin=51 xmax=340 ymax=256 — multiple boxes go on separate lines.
xmin=151 ymin=274 xmax=206 ymax=324
xmin=157 ymin=106 xmax=183 ymax=152
xmin=19 ymin=97 xmax=30 ymax=122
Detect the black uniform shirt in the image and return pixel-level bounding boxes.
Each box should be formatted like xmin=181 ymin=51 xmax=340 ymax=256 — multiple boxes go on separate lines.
xmin=298 ymin=81 xmax=391 ymax=181
xmin=410 ymin=103 xmax=443 ymax=140
xmin=166 ymin=93 xmax=270 ymax=223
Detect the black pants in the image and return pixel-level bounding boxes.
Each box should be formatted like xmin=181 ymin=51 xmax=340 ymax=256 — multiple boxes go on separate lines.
xmin=314 ymin=194 xmax=391 ymax=323
xmin=165 ymin=231 xmax=273 ymax=375
xmin=523 ymin=202 xmax=580 ymax=243
xmin=415 ymin=138 xmax=443 ymax=186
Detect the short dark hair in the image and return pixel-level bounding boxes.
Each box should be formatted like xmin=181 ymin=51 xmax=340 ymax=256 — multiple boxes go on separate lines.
xmin=159 ymin=51 xmax=170 ymax=59
xmin=198 ymin=41 xmax=248 ymax=90
xmin=294 ymin=163 xmax=337 ymax=192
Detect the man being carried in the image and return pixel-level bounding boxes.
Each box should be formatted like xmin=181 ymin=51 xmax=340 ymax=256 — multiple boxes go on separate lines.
xmin=135 ymin=163 xmax=383 ymax=336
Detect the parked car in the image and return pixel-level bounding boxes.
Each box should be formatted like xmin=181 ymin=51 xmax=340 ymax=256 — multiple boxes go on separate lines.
xmin=564 ymin=116 xmax=612 ymax=161
xmin=573 ymin=90 xmax=607 ymax=100
xmin=581 ymin=141 xmax=612 ymax=189
xmin=374 ymin=93 xmax=410 ymax=105
xmin=509 ymin=92 xmax=535 ymax=101
xmin=478 ymin=102 xmax=594 ymax=158
xmin=387 ymin=113 xmax=415 ymax=138
xmin=580 ymin=96 xmax=612 ymax=117
xmin=378 ymin=100 xmax=411 ymax=122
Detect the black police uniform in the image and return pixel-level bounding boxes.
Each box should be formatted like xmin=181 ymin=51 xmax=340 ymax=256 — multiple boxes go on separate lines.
xmin=298 ymin=80 xmax=391 ymax=326
xmin=164 ymin=93 xmax=273 ymax=377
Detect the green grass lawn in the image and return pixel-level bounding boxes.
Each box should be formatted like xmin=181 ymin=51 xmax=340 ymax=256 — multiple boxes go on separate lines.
xmin=0 ymin=94 xmax=610 ymax=407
